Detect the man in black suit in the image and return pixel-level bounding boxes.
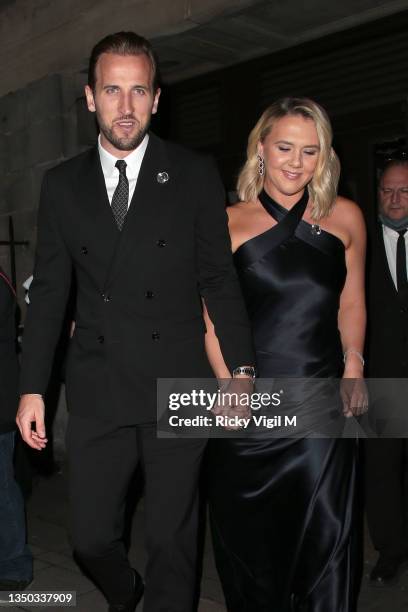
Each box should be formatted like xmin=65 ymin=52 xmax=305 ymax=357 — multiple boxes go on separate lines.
xmin=365 ymin=159 xmax=408 ymax=586
xmin=0 ymin=268 xmax=32 ymax=591
xmin=16 ymin=32 xmax=254 ymax=612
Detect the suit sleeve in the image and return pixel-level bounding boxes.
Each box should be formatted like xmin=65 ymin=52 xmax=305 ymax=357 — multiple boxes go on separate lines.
xmin=0 ymin=277 xmax=12 ymax=324
xmin=195 ymin=156 xmax=255 ymax=372
xmin=20 ymin=172 xmax=72 ymax=395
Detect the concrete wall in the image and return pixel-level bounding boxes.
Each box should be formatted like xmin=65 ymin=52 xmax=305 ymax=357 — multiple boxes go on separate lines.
xmin=0 ymin=72 xmax=93 ymax=304
xmin=0 ymin=0 xmax=260 ymax=96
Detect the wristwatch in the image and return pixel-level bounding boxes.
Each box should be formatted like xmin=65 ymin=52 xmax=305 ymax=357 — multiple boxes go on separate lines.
xmin=232 ymin=366 xmax=256 ymax=379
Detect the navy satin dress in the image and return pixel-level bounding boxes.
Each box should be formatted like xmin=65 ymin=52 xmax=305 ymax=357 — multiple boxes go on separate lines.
xmin=209 ymin=189 xmax=358 ymax=611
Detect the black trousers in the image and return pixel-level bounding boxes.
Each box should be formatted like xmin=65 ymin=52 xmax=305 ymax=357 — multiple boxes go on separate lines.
xmin=364 ymin=438 xmax=408 ymax=559
xmin=66 ymin=414 xmax=206 ymax=611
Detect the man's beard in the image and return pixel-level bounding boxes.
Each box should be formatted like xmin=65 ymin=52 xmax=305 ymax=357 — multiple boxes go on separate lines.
xmin=98 ymin=113 xmax=150 ymax=151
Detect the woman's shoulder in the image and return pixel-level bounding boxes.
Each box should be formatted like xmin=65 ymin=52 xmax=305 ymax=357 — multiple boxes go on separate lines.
xmin=226 ymin=200 xmax=266 ymax=253
xmin=331 ymin=196 xmax=365 ymax=229
xmin=227 ymin=200 xmax=258 ymax=224
xmin=328 ymin=196 xmax=366 ymax=247
xmin=332 ymin=196 xmax=363 ymax=217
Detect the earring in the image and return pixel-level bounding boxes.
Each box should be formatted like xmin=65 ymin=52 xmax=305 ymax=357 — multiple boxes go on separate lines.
xmin=257 ymin=154 xmax=264 ymax=176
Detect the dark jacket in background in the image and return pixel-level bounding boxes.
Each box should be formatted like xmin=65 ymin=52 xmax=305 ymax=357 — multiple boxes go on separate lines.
xmin=364 ymin=221 xmax=408 ymax=562
xmin=0 ymin=268 xmax=18 ymax=433
xmin=366 ymin=222 xmax=408 ymax=378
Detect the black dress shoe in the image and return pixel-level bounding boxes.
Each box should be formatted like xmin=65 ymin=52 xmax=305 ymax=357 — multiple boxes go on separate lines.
xmin=369 ymin=555 xmax=406 ymax=587
xmin=108 ymin=570 xmax=144 ymax=612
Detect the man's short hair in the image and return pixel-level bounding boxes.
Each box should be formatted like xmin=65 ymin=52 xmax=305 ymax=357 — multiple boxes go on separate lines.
xmin=88 ymin=31 xmax=159 ymax=92
xmin=380 ymin=157 xmax=408 ymax=182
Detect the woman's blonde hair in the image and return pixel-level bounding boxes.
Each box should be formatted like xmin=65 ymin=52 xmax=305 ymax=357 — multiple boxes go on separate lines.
xmin=237 ymin=97 xmax=340 ymax=220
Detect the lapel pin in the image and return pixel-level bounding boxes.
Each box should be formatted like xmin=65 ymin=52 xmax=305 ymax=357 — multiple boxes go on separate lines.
xmin=157 ymin=171 xmax=169 ymax=184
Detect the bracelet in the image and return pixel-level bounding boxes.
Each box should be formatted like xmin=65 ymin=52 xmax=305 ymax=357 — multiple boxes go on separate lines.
xmin=343 ymin=349 xmax=365 ymax=367
xmin=20 ymin=393 xmax=43 ymax=398
xmin=232 ymin=366 xmax=256 ymax=379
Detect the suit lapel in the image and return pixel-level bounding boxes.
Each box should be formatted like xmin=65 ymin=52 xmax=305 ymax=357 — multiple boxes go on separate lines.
xmin=377 ymin=223 xmax=398 ymax=296
xmin=103 ymin=133 xmax=179 ymax=290
xmin=76 ymin=147 xmax=120 ymax=242
xmin=72 ymin=148 xmax=120 ymax=290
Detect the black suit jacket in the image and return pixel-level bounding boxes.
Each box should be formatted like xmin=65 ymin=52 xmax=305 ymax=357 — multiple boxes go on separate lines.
xmin=366 ymin=222 xmax=408 ymax=377
xmin=20 ymin=133 xmax=254 ymax=423
xmin=0 ymin=268 xmax=19 ymax=433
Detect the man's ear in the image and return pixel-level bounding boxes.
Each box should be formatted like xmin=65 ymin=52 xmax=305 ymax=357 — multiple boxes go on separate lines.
xmin=152 ymin=88 xmax=161 ymax=115
xmin=84 ymin=85 xmax=96 ymax=113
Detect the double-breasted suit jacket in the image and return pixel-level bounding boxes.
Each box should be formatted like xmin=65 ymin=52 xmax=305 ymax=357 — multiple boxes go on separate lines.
xmin=20 ymin=133 xmax=254 ymax=423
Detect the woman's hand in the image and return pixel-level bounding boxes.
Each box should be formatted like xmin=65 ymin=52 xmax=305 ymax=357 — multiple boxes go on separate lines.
xmin=340 ymin=374 xmax=368 ymax=418
xmin=212 ymin=377 xmax=253 ymax=430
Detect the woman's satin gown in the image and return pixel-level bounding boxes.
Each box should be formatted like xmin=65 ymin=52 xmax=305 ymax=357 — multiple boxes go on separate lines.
xmin=209 ymin=189 xmax=358 ymax=612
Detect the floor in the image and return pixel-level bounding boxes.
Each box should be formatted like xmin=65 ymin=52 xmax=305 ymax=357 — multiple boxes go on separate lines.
xmin=2 ymin=463 xmax=408 ymax=611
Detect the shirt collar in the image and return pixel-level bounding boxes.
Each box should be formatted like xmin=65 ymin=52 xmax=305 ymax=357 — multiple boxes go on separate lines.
xmin=98 ymin=133 xmax=149 ymax=180
xmin=382 ymin=224 xmax=404 ymax=239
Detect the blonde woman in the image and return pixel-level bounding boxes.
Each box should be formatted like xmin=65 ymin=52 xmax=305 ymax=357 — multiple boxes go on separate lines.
xmin=205 ymin=98 xmax=366 ymax=611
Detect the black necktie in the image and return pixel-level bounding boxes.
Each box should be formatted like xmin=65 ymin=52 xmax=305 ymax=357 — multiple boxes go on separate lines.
xmin=111 ymin=160 xmax=129 ymax=230
xmin=396 ymin=229 xmax=407 ymax=292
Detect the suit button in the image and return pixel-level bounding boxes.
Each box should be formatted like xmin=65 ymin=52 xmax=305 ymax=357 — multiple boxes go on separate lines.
xmin=81 ymin=246 xmax=88 ymax=255
xmin=145 ymin=291 xmax=154 ymax=299
xmin=102 ymin=293 xmax=111 ymax=302
xmin=400 ymin=307 xmax=408 ymax=314
xmin=152 ymin=331 xmax=160 ymax=340
xmin=157 ymin=239 xmax=166 ymax=248
xmin=97 ymin=335 xmax=104 ymax=344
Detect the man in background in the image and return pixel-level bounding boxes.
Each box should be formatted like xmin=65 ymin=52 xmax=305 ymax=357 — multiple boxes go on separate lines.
xmin=365 ymin=159 xmax=408 ymax=586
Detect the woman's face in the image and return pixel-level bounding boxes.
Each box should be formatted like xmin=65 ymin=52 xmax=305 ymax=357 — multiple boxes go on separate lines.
xmin=258 ymin=114 xmax=320 ymax=203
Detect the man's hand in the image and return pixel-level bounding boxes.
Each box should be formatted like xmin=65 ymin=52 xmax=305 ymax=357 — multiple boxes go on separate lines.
xmin=16 ymin=394 xmax=47 ymax=450
xmin=213 ymin=376 xmax=253 ymax=430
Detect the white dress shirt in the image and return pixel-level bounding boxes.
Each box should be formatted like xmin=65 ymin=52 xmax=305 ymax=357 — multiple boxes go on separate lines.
xmin=98 ymin=134 xmax=149 ymax=209
xmin=382 ymin=224 xmax=408 ymax=289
